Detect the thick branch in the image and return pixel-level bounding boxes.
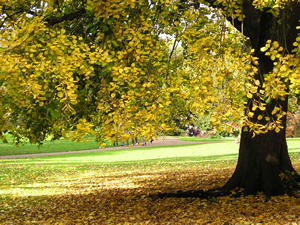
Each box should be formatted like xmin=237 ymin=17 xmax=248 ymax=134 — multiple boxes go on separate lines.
xmin=45 ymin=8 xmax=86 ymax=26
xmin=1 ymin=5 xmax=38 ymax=16
xmin=1 ymin=5 xmax=86 ymax=27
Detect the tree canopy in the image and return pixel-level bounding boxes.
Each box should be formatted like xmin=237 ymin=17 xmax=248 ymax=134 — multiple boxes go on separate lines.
xmin=0 ymin=0 xmax=299 ymax=145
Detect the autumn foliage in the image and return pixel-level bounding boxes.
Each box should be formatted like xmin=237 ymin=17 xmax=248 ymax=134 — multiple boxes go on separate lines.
xmin=0 ymin=0 xmax=299 ymax=144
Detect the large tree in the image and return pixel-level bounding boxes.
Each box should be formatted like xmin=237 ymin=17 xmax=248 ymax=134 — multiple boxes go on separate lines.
xmin=0 ymin=0 xmax=299 ymax=196
xmin=209 ymin=0 xmax=300 ymax=196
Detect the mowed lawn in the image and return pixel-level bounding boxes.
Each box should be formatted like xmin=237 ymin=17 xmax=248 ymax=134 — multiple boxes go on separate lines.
xmin=0 ymin=135 xmax=100 ymax=156
xmin=0 ymin=135 xmax=299 ymax=156
xmin=0 ymin=140 xmax=299 ymax=224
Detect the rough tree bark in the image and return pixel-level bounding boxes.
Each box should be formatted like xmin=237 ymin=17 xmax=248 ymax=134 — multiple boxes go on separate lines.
xmin=223 ymin=1 xmax=300 ymax=195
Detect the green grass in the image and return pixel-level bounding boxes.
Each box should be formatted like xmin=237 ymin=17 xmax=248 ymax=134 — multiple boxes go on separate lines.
xmin=1 ymin=140 xmax=298 ymax=185
xmin=0 ymin=143 xmax=239 ymax=196
xmin=0 ymin=142 xmax=299 ymax=224
xmin=0 ymin=142 xmax=238 ymax=164
xmin=1 ymin=141 xmax=299 ymax=167
xmin=287 ymin=137 xmax=300 ymax=141
xmin=0 ymin=136 xmax=101 ymax=156
xmin=179 ymin=136 xmax=235 ymax=142
xmin=2 ymin=140 xmax=299 ymax=165
xmin=179 ymin=136 xmax=300 ymax=142
xmin=0 ymin=145 xmax=299 ymax=225
xmin=0 ymin=135 xmax=299 ymax=157
xmin=0 ymin=142 xmax=299 ymax=195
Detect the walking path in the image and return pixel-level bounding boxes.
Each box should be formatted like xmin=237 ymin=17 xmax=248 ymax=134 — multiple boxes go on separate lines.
xmin=0 ymin=137 xmax=228 ymax=159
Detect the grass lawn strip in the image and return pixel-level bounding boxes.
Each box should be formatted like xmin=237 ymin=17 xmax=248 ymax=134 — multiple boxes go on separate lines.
xmin=0 ymin=136 xmax=299 ymax=158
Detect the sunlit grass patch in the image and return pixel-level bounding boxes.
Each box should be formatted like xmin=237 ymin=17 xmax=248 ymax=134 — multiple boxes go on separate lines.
xmin=179 ymin=136 xmax=235 ymax=142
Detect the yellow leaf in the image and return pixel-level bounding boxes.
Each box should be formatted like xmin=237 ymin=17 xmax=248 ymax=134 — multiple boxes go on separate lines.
xmin=273 ymin=41 xmax=279 ymax=48
xmin=248 ymin=112 xmax=254 ymax=118
xmin=272 ymin=107 xmax=279 ymax=115
xmin=58 ymin=92 xmax=64 ymax=98
xmin=260 ymin=47 xmax=267 ymax=52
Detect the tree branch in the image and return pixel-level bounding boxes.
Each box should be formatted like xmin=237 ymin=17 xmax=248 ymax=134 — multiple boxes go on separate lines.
xmin=168 ymin=37 xmax=178 ymax=61
xmin=1 ymin=5 xmax=38 ymax=16
xmin=45 ymin=8 xmax=86 ymax=26
xmin=1 ymin=5 xmax=86 ymax=26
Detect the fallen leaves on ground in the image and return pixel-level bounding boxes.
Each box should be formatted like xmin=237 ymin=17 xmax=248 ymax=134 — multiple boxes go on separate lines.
xmin=0 ymin=161 xmax=299 ymax=224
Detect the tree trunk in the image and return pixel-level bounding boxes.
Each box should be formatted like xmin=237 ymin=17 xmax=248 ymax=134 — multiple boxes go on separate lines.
xmin=222 ymin=1 xmax=300 ymax=195
xmin=224 ymin=121 xmax=298 ymax=195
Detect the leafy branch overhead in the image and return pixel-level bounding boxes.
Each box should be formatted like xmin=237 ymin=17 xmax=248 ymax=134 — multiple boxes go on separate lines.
xmin=0 ymin=0 xmax=299 ymax=145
